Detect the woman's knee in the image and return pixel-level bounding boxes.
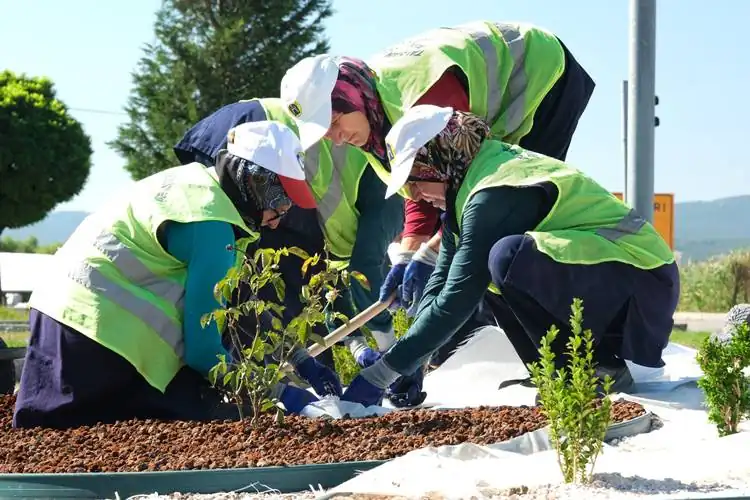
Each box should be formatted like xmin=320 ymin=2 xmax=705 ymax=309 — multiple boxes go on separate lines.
xmin=488 ymin=234 xmax=529 ymax=287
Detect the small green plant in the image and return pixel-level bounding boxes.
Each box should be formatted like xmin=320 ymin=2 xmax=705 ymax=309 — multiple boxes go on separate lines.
xmin=528 ymin=298 xmax=613 ymax=484
xmin=201 ymin=239 xmax=367 ymax=426
xmin=392 ymin=307 xmax=415 ymax=339
xmin=696 ymin=322 xmax=750 ymax=436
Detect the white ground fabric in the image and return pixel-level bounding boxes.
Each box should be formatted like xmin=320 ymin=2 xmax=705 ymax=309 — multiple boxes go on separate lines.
xmin=312 ymin=326 xmax=750 ymax=499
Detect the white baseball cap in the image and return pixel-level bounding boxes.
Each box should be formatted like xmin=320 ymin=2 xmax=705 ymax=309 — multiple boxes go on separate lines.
xmin=280 ymin=54 xmax=340 ymax=150
xmin=227 ymin=121 xmax=317 ymax=209
xmin=384 ymin=105 xmax=454 ymax=199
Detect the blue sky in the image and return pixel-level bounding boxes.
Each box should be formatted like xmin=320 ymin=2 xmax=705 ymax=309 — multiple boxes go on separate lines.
xmin=1 ymin=0 xmax=748 ymax=213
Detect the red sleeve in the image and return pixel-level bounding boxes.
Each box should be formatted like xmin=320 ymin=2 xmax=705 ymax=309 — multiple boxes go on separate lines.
xmin=401 ymin=71 xmax=470 ymax=238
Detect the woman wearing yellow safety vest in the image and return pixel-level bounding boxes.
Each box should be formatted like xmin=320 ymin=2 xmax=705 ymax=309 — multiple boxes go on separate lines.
xmin=13 ymin=121 xmax=342 ymax=429
xmin=173 ymin=97 xmax=405 ymax=371
xmin=340 ymin=105 xmax=680 ymax=408
xmin=279 ymin=20 xmax=596 ymax=373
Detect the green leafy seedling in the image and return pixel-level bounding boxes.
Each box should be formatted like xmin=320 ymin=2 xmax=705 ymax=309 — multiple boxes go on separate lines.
xmin=202 ymin=242 xmax=351 ymax=426
xmin=528 ymin=298 xmax=613 ymax=484
xmin=696 ymin=322 xmax=750 ymax=436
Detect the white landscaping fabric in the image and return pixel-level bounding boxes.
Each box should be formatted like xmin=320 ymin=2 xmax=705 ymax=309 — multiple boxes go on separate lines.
xmin=311 ymin=326 xmax=750 ymax=499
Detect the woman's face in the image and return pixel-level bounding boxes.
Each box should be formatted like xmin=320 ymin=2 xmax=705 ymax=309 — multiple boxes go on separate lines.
xmin=261 ymin=203 xmax=291 ymax=229
xmin=326 ymin=111 xmax=371 ymax=147
xmin=408 ymin=181 xmax=447 ymax=210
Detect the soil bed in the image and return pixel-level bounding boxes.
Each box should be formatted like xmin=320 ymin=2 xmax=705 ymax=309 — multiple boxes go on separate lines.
xmin=0 ymin=395 xmax=644 ymax=474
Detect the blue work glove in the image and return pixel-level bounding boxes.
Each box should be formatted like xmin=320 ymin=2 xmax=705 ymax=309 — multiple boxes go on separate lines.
xmin=295 ymin=356 xmax=343 ymax=397
xmin=355 ymin=347 xmax=382 ymax=368
xmin=341 ymin=373 xmax=386 ymax=407
xmin=278 ymin=384 xmax=320 ymax=414
xmin=401 ymin=243 xmax=438 ymax=317
xmin=386 ymin=365 xmax=427 ymax=408
xmin=379 ymin=249 xmax=415 ymax=311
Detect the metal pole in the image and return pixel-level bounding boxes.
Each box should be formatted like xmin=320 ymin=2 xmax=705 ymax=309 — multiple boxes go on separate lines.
xmin=626 ymin=0 xmax=657 ymax=223
xmin=622 ymin=79 xmax=629 ymax=200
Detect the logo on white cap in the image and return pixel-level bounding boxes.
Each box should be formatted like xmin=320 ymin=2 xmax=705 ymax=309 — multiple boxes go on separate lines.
xmin=288 ymin=101 xmax=302 ymax=118
xmin=383 ymin=105 xmax=454 ymax=199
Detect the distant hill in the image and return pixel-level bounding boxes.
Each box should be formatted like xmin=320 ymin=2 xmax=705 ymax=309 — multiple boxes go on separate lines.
xmin=3 ymin=195 xmax=750 ymax=262
xmin=3 ymin=211 xmax=88 ymax=246
xmin=674 ymin=195 xmax=750 ymax=262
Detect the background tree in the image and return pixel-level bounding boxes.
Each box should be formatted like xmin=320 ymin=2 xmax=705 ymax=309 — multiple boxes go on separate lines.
xmin=0 ymin=70 xmax=92 ymax=237
xmin=0 ymin=236 xmax=62 ymax=254
xmin=109 ymin=0 xmax=333 ymax=180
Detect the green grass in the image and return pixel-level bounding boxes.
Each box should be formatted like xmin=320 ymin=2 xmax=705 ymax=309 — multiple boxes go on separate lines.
xmin=1 ymin=331 xmax=29 ymax=348
xmin=0 ymin=307 xmax=29 ymax=321
xmin=669 ymin=330 xmax=710 ymax=350
xmin=0 ymin=307 xmax=31 ymax=347
xmin=678 ymin=249 xmax=750 ymax=313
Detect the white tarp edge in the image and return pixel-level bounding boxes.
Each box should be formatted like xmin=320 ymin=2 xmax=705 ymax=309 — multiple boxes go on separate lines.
xmin=310 ymin=327 xmax=750 ymax=498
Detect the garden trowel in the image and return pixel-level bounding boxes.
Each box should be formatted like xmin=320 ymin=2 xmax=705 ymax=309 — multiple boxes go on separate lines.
xmin=280 ymin=291 xmax=397 ymax=374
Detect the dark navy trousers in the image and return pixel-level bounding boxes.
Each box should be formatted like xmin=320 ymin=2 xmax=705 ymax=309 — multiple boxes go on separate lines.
xmin=484 ymin=235 xmax=679 ymax=370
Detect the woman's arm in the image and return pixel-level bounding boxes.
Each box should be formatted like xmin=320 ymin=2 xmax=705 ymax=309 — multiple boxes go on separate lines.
xmin=364 ymin=186 xmax=550 ymax=385
xmin=164 ymin=220 xmax=236 ymax=377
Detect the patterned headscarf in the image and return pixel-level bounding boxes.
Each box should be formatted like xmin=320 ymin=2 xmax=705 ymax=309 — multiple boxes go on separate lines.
xmin=330 ymin=56 xmax=389 ymax=167
xmin=235 ymin=159 xmax=291 ymax=211
xmin=410 ymin=110 xmax=492 ymax=192
xmin=215 ymin=151 xmax=290 ymax=232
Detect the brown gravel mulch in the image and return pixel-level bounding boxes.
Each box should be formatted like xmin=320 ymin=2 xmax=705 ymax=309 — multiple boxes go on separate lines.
xmin=0 ymin=395 xmax=645 ymax=474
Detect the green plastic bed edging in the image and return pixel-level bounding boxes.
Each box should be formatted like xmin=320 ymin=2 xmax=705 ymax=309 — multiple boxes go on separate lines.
xmin=0 ymin=460 xmax=386 ymax=499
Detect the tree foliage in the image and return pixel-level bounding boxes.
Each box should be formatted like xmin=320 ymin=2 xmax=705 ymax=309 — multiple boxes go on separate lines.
xmin=0 ymin=235 xmax=61 ymax=254
xmin=109 ymin=0 xmax=333 ymax=180
xmin=697 ymin=320 xmax=750 ymax=436
xmin=0 ymin=71 xmax=92 ymax=236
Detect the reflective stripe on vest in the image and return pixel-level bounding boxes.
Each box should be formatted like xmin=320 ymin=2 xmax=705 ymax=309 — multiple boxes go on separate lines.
xmin=66 ymin=244 xmax=185 ymax=359
xmin=304 ymin=141 xmax=347 ymax=227
xmin=596 ymin=209 xmax=647 ymax=243
xmin=447 ymin=22 xmax=524 ymax=131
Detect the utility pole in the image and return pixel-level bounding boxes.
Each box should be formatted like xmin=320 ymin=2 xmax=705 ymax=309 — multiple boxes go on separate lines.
xmin=622 ymin=79 xmax=629 ymax=201
xmin=626 ymin=0 xmax=658 ymax=223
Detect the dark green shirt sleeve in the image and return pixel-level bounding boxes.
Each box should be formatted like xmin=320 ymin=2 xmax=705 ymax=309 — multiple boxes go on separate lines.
xmin=382 ymin=186 xmax=549 ymax=375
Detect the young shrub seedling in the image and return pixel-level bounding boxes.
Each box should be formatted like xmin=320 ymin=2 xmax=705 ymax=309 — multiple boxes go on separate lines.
xmin=201 ymin=239 xmax=367 ymax=426
xmin=392 ymin=307 xmax=415 ymax=339
xmin=528 ymin=298 xmax=613 ymax=484
xmin=696 ymin=321 xmax=750 ymax=436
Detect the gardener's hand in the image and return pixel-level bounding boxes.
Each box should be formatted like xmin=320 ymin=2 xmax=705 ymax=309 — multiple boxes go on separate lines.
xmin=379 ymin=249 xmax=415 ymax=311
xmin=401 ymin=243 xmax=438 ymax=317
xmin=386 ymin=365 xmax=427 ymax=408
xmin=354 ymin=347 xmax=382 ymax=368
xmin=279 ymin=385 xmax=319 ymax=414
xmin=341 ymin=374 xmax=386 ymax=407
xmin=295 ymin=356 xmax=343 ymax=397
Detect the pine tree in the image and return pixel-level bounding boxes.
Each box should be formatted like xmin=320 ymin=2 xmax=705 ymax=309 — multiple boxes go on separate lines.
xmin=109 ymin=0 xmax=333 ymax=180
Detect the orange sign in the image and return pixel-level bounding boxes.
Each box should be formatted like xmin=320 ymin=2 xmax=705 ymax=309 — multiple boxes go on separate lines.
xmin=612 ymin=193 xmax=674 ymax=249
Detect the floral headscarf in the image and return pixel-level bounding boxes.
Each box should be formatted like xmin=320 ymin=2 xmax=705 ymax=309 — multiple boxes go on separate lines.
xmin=330 ymin=56 xmax=389 ymax=167
xmin=410 ymin=110 xmax=492 ymax=193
